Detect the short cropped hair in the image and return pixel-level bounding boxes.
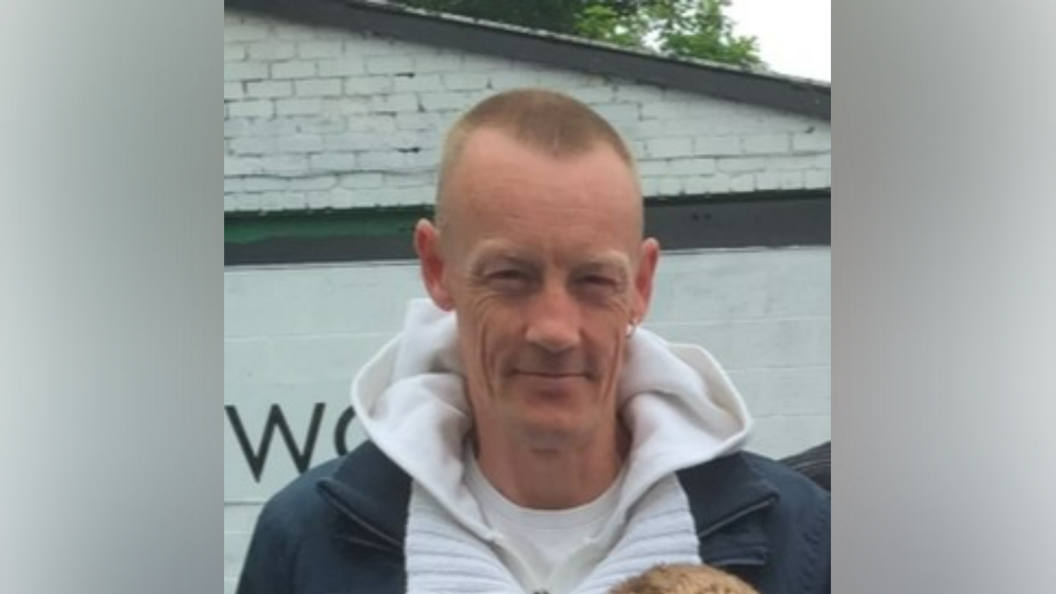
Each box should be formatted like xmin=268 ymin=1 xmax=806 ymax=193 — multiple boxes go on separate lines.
xmin=435 ymin=88 xmax=638 ymax=227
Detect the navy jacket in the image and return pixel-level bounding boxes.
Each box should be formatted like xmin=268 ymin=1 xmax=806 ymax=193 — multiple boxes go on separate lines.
xmin=237 ymin=442 xmax=830 ymax=594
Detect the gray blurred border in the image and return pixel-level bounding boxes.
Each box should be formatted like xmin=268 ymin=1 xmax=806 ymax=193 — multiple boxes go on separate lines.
xmin=1 ymin=2 xmax=222 ymax=593
xmin=834 ymin=1 xmax=1056 ymax=592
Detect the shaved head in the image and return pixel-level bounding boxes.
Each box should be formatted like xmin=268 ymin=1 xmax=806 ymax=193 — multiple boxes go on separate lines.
xmin=435 ymin=89 xmax=641 ymax=234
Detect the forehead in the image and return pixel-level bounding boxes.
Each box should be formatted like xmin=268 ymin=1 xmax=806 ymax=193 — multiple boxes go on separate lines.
xmin=443 ymin=129 xmax=641 ymax=253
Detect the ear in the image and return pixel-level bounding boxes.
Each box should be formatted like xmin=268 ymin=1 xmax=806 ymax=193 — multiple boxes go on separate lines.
xmin=632 ymin=238 xmax=660 ymax=321
xmin=414 ymin=219 xmax=455 ymax=311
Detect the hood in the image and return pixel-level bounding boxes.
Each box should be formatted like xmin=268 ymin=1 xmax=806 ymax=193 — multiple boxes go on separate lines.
xmin=351 ymin=299 xmax=753 ymax=539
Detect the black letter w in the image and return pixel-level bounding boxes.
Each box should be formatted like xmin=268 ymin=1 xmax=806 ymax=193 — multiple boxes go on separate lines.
xmin=225 ymin=403 xmax=325 ymax=482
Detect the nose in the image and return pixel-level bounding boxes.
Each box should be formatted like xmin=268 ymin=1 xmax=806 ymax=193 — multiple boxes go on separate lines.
xmin=524 ymin=281 xmax=581 ymax=354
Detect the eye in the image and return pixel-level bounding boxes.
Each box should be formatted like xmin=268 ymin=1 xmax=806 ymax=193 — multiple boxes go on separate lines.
xmin=580 ymin=274 xmax=617 ymax=287
xmin=490 ymin=269 xmax=526 ymax=281
xmin=484 ymin=268 xmax=534 ymax=293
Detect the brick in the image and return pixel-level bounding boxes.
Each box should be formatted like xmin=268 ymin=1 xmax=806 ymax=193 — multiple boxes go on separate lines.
xmin=396 ymin=112 xmax=445 ymax=131
xmin=805 ymin=170 xmax=831 ymax=187
xmin=296 ymin=117 xmax=346 ymax=135
xmin=295 ymin=79 xmax=342 ymax=97
xmin=273 ymin=22 xmax=318 ymax=41
xmin=591 ymin=103 xmax=639 ymax=123
xmin=244 ymin=177 xmax=288 ymax=192
xmin=414 ymin=54 xmax=464 ymax=73
xmin=682 ymin=176 xmax=712 ymax=194
xmin=404 ymin=149 xmax=441 ymax=169
xmin=247 ymin=40 xmax=295 ymax=61
xmin=615 ymin=85 xmax=662 ymax=104
xmin=637 ymin=160 xmax=669 ymax=176
xmin=792 ymin=131 xmax=830 ymax=152
xmin=366 ymin=55 xmax=414 ymax=74
xmin=261 ymin=155 xmax=309 ymax=173
xmin=571 ymin=86 xmax=615 ymax=103
xmin=288 ymin=175 xmax=338 ymax=191
xmin=340 ymin=173 xmax=384 ymax=189
xmin=766 ymin=155 xmax=819 ymax=171
xmin=230 ymin=136 xmax=278 ymax=155
xmin=237 ymin=119 xmax=298 ymax=137
xmin=224 ymin=62 xmax=268 ymax=82
xmin=224 ymin=25 xmax=269 ymax=42
xmin=695 ymin=136 xmax=741 ymax=156
xmin=642 ymin=101 xmax=693 ymax=120
xmin=657 ymin=177 xmax=684 ymax=196
xmin=488 ymin=70 xmax=540 ymax=89
xmin=645 ymin=137 xmax=693 ymax=159
xmin=344 ymin=76 xmax=393 ymax=96
xmin=384 ymin=172 xmax=434 ymax=188
xmin=309 ymin=153 xmax=357 ymax=171
xmin=669 ymin=158 xmax=716 ymax=176
xmin=326 ymin=188 xmax=357 ymax=209
xmin=718 ymin=157 xmax=766 ymax=173
xmin=347 ymin=115 xmax=397 ymax=133
xmin=754 ymin=171 xmax=802 ymax=190
xmin=814 ymin=153 xmax=831 ymax=169
xmin=246 ymin=81 xmax=292 ymax=99
xmin=276 ymin=98 xmax=322 ymax=116
xmin=224 ymin=83 xmax=244 ymax=101
xmin=271 ymin=61 xmax=317 ymax=79
xmin=224 ymin=177 xmax=244 ymax=193
xmin=227 ymin=100 xmax=273 ymax=118
xmin=420 ymin=91 xmax=471 ymax=111
xmin=225 ymin=156 xmax=261 ymax=176
xmin=370 ymin=93 xmax=419 ymax=113
xmin=742 ymin=134 xmax=791 ymax=155
xmin=321 ymin=97 xmax=370 ymax=116
xmin=730 ymin=174 xmax=756 ymax=193
xmin=705 ymin=173 xmax=730 ymax=192
xmin=298 ymin=41 xmax=343 ymax=59
xmin=224 ymin=44 xmax=245 ymax=62
xmin=358 ymin=151 xmax=408 ymax=170
xmin=443 ymin=73 xmax=489 ymax=91
xmin=324 ymin=133 xmax=374 ymax=152
xmin=317 ymin=59 xmax=365 ymax=77
xmin=393 ymin=74 xmax=444 ymax=93
xmin=282 ymin=135 xmax=324 ymax=153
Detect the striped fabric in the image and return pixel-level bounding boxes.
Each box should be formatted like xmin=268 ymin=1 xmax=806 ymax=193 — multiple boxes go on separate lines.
xmin=405 ymin=476 xmax=701 ymax=594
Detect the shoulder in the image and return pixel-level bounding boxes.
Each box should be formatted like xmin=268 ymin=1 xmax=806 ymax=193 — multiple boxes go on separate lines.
xmin=237 ymin=442 xmax=412 ymax=594
xmin=677 ymin=451 xmax=830 ymax=593
xmin=254 ymin=440 xmax=410 ymax=540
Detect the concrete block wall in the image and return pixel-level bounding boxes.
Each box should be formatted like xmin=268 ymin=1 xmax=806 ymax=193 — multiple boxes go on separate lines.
xmin=223 ymin=247 xmax=830 ymax=590
xmin=224 ymin=10 xmax=832 ymax=212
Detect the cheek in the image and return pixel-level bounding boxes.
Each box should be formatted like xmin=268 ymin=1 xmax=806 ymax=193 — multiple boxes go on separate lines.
xmin=458 ymin=293 xmax=520 ymax=372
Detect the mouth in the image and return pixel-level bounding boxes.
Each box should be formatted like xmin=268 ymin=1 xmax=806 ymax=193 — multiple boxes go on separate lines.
xmin=515 ymin=370 xmax=586 ymax=378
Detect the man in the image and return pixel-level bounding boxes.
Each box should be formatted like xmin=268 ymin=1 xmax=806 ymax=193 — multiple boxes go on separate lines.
xmin=237 ymin=89 xmax=830 ymax=594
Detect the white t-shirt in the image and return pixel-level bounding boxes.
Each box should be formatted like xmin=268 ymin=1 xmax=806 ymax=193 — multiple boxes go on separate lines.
xmin=465 ymin=452 xmax=626 ymax=594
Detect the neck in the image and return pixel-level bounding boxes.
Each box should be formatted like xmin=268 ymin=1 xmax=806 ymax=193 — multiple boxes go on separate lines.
xmin=473 ymin=421 xmax=630 ymax=509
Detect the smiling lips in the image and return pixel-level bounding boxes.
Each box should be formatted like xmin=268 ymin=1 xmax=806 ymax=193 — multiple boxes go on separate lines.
xmin=516 ymin=370 xmax=586 ymax=378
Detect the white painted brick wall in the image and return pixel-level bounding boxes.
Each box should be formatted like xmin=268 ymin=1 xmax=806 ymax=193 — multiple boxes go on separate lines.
xmin=223 ymin=247 xmax=831 ymax=584
xmin=223 ymin=11 xmax=831 ymax=212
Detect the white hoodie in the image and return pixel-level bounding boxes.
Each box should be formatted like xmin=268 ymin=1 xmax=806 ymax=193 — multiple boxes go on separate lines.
xmin=352 ymin=299 xmax=753 ymax=594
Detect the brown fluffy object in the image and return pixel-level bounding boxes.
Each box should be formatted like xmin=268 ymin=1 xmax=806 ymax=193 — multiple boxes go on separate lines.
xmin=610 ymin=563 xmax=760 ymax=594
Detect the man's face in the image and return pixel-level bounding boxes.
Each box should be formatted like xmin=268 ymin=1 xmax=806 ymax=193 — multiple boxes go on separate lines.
xmin=417 ymin=128 xmax=658 ymax=449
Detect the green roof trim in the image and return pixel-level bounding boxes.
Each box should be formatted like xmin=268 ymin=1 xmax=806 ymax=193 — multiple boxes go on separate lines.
xmin=225 ymin=206 xmax=434 ymax=245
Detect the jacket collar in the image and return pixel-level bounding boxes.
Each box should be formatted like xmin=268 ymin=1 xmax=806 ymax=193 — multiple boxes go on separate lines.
xmin=676 ymin=452 xmax=779 ymax=567
xmin=315 ymin=442 xmax=779 ymax=566
xmin=316 ymin=441 xmax=412 ymax=554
